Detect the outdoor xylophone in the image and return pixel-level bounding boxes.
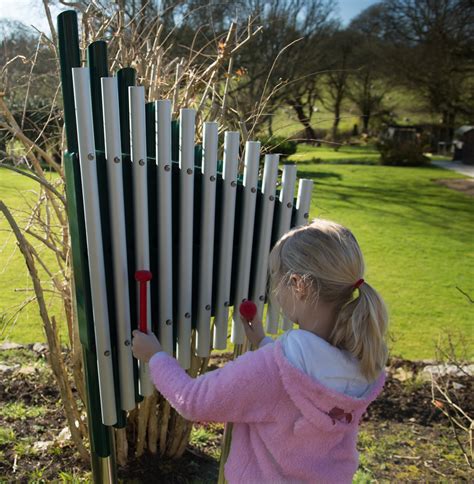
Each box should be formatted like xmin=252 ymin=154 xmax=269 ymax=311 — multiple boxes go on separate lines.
xmin=57 ymin=8 xmax=313 ymax=474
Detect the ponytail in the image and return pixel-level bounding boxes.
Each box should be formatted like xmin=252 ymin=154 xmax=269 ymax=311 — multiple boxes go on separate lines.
xmin=330 ymin=282 xmax=388 ymax=381
xmin=269 ymin=219 xmax=389 ymax=381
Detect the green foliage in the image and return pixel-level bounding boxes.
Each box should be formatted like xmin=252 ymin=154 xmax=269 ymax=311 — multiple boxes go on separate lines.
xmin=190 ymin=424 xmax=222 ymax=460
xmin=353 ymin=469 xmax=373 ymax=483
xmin=0 ymin=402 xmax=48 ymax=421
xmin=29 ymin=467 xmax=46 ymax=481
xmin=13 ymin=437 xmax=36 ymax=457
xmin=258 ymin=136 xmax=297 ymax=158
xmin=377 ymin=138 xmax=430 ymax=167
xmin=58 ymin=470 xmax=92 ymax=482
xmin=0 ymin=427 xmax=15 ymax=445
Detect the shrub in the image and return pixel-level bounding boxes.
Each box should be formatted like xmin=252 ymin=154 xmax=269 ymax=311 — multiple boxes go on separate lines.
xmin=377 ymin=138 xmax=430 ymax=167
xmin=259 ymin=136 xmax=297 ymax=158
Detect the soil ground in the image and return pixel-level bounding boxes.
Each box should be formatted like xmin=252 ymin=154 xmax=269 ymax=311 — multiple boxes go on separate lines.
xmin=0 ymin=347 xmax=472 ymax=482
xmin=434 ymin=178 xmax=474 ymax=197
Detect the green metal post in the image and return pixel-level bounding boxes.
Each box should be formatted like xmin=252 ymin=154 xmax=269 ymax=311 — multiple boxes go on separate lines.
xmin=58 ymin=11 xmax=115 ymax=483
xmin=116 ymin=67 xmax=143 ymax=403
xmin=145 ymin=102 xmax=159 ymax=332
xmin=87 ymin=40 xmax=127 ymax=430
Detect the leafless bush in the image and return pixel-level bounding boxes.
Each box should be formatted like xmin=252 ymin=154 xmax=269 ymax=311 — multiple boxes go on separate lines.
xmin=430 ymin=335 xmax=473 ymax=469
xmin=0 ymin=0 xmax=296 ymax=466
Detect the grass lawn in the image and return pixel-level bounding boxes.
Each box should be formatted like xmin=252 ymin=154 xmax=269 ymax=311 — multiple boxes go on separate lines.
xmin=0 ymin=169 xmax=65 ymax=343
xmin=290 ymin=146 xmax=473 ymax=360
xmin=1 ymin=147 xmax=473 ymax=360
xmin=289 ymin=143 xmax=380 ymax=164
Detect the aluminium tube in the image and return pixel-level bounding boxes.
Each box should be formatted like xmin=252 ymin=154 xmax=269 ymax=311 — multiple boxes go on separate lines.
xmin=72 ymin=67 xmax=117 ymax=425
xmin=265 ymin=163 xmax=297 ymax=334
xmin=250 ymin=154 xmax=280 ymax=318
xmin=295 ymin=179 xmax=313 ymax=226
xmin=213 ymin=131 xmax=240 ymax=350
xmin=280 ymin=178 xmax=314 ymax=331
xmin=196 ymin=122 xmax=218 ymax=357
xmin=129 ymin=86 xmax=154 ymax=396
xmin=176 ymin=108 xmax=196 ymax=369
xmin=101 ymin=76 xmax=135 ymax=411
xmin=231 ymin=141 xmax=261 ymax=345
xmin=155 ymin=100 xmax=174 ymax=356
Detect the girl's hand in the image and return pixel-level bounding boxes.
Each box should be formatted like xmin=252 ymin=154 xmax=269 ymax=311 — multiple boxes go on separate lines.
xmin=239 ymin=315 xmax=266 ymax=347
xmin=132 ymin=330 xmax=162 ymax=363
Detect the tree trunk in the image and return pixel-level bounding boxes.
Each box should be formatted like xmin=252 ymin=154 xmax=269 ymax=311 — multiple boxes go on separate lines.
xmin=361 ymin=110 xmax=370 ymax=134
xmin=291 ymin=103 xmax=317 ymax=143
xmin=332 ymin=97 xmax=342 ymax=141
xmin=267 ymin=115 xmax=273 ymax=137
xmin=442 ymin=110 xmax=456 ymax=144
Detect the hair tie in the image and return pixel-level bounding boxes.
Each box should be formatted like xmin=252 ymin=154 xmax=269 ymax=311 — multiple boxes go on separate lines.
xmin=353 ymin=278 xmax=364 ymax=289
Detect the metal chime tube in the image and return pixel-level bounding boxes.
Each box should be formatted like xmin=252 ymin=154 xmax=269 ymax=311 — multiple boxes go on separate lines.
xmin=101 ymin=76 xmax=135 ymax=411
xmin=196 ymin=122 xmax=218 ymax=357
xmin=129 ymin=86 xmax=154 ymax=396
xmin=265 ymin=163 xmax=297 ymax=334
xmin=177 ymin=108 xmax=196 ymax=369
xmin=280 ymin=178 xmax=314 ymax=331
xmin=250 ymin=154 xmax=280 ymax=318
xmin=155 ymin=99 xmax=174 ymax=356
xmin=295 ymin=179 xmax=313 ymax=226
xmin=231 ymin=141 xmax=261 ymax=345
xmin=72 ymin=67 xmax=117 ymax=425
xmin=213 ymin=131 xmax=240 ymax=350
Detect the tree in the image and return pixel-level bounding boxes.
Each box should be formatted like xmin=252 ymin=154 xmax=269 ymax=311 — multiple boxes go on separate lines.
xmin=248 ymin=0 xmax=339 ymax=140
xmin=0 ymin=20 xmax=59 ymax=161
xmin=321 ymin=29 xmax=357 ymax=140
xmin=347 ymin=63 xmax=387 ymax=135
xmin=353 ymin=0 xmax=474 ymax=140
xmin=170 ymin=0 xmax=339 ymax=141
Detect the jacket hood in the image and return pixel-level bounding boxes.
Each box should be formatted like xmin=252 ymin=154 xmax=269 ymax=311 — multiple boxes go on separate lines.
xmin=274 ymin=340 xmax=385 ymax=428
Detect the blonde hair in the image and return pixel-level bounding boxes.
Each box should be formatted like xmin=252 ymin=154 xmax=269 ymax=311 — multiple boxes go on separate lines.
xmin=268 ymin=218 xmax=388 ymax=381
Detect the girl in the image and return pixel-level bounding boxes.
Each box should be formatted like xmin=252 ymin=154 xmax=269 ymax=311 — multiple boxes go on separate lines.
xmin=132 ymin=218 xmax=388 ymax=483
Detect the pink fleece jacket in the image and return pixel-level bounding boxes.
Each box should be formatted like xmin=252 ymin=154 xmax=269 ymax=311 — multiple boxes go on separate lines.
xmin=149 ymin=341 xmax=385 ymax=483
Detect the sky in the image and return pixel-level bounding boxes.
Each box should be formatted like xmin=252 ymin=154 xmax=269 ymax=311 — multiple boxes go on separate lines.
xmin=0 ymin=0 xmax=380 ymax=34
xmin=336 ymin=0 xmax=379 ymax=24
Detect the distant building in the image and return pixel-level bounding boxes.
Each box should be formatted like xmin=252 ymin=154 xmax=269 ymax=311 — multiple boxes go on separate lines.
xmin=385 ymin=125 xmax=418 ymax=143
xmin=453 ymin=126 xmax=474 ymax=165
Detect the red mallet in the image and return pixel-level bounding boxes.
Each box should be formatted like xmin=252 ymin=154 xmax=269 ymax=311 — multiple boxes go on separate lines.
xmin=239 ymin=300 xmax=257 ymax=323
xmin=135 ymin=270 xmax=152 ymax=333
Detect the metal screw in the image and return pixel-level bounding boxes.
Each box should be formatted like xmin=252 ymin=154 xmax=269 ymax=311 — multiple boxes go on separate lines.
xmin=114 ymin=156 xmax=120 ymax=164
xmin=139 ymin=159 xmax=145 ymax=166
xmin=187 ymin=168 xmax=193 ymax=175
xmin=269 ymin=195 xmax=275 ymax=201
xmin=87 ymin=153 xmax=94 ymax=161
xmin=124 ymin=340 xmax=131 ymax=346
xmin=224 ymin=301 xmax=229 ymax=307
xmin=259 ymin=295 xmax=265 ymax=301
xmin=164 ymin=164 xmax=171 ymax=172
xmin=104 ymin=350 xmax=111 ymax=357
xmin=251 ymin=187 xmax=256 ymax=193
xmin=304 ymin=212 xmax=309 ymax=219
xmin=287 ymin=202 xmax=293 ymax=208
xmin=205 ymin=304 xmax=211 ymax=311
xmin=242 ymin=298 xmax=247 ymax=303
xmin=166 ymin=319 xmax=172 ymax=326
xmin=210 ymin=175 xmax=216 ymax=182
xmin=185 ymin=312 xmax=191 ymax=318
xmin=230 ymin=181 xmax=237 ymax=187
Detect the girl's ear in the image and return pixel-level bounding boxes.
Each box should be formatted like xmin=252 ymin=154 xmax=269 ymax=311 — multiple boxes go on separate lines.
xmin=290 ymin=274 xmax=307 ymax=300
